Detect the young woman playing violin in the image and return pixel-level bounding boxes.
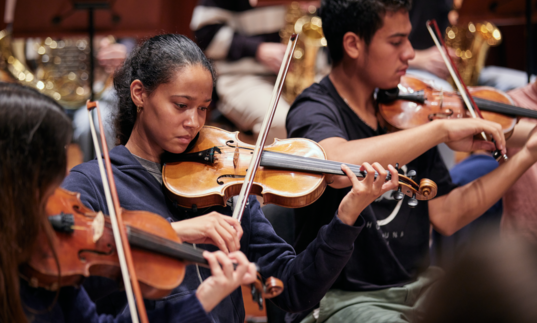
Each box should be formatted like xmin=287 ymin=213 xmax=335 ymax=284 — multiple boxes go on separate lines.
xmin=61 ymin=34 xmax=399 ymax=323
xmin=285 ymin=0 xmax=537 ymax=322
xmin=0 ymin=82 xmax=260 ymax=323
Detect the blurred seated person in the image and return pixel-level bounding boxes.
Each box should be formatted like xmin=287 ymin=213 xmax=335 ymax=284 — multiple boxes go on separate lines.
xmin=190 ymin=0 xmax=292 ymax=142
xmin=422 ymin=235 xmax=537 ymax=323
xmin=72 ymin=37 xmax=132 ymax=161
xmin=502 ymin=80 xmax=537 ymax=239
xmin=407 ymin=0 xmax=535 ymax=92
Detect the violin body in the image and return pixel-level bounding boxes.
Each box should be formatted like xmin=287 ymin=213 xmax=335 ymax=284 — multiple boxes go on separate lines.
xmin=378 ymin=75 xmax=518 ymax=138
xmin=163 ymin=126 xmax=328 ymax=209
xmin=23 ymin=188 xmax=284 ymax=302
xmin=163 ymin=127 xmax=437 ymax=210
xmin=23 ymin=188 xmax=187 ymax=299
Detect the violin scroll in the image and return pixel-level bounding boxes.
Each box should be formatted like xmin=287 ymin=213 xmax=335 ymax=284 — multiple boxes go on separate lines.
xmin=250 ymin=273 xmax=284 ymax=310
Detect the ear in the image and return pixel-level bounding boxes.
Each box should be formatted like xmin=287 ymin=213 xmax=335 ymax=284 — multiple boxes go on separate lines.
xmin=130 ymin=79 xmax=145 ymax=107
xmin=342 ymin=32 xmax=363 ymax=60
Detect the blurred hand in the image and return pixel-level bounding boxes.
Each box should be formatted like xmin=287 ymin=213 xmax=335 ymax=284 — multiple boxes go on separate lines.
xmin=440 ymin=119 xmax=506 ymax=155
xmin=97 ymin=37 xmax=127 ymax=74
xmin=256 ymin=42 xmax=287 ymax=74
xmin=196 ymin=251 xmax=257 ymax=312
xmin=409 ymin=47 xmax=460 ymax=79
xmin=172 ymin=211 xmax=243 ymax=253
xmin=337 ymin=163 xmax=399 ymax=226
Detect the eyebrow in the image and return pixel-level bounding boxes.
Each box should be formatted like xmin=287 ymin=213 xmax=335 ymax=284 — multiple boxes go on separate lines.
xmin=388 ymin=32 xmax=408 ymax=38
xmin=172 ymin=95 xmax=212 ymax=102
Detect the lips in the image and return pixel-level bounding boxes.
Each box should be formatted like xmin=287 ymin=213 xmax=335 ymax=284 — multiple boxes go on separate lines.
xmin=176 ymin=135 xmax=192 ymax=143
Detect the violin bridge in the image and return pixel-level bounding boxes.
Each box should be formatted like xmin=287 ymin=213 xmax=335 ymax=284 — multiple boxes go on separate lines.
xmin=233 ymin=143 xmax=239 ymax=169
xmin=92 ymin=211 xmax=105 ymax=242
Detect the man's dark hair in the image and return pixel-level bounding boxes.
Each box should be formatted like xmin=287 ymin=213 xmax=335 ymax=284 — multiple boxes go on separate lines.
xmin=321 ymin=0 xmax=412 ymax=64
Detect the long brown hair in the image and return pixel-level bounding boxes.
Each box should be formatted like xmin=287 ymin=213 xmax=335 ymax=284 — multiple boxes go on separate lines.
xmin=0 ymin=82 xmax=71 ymax=322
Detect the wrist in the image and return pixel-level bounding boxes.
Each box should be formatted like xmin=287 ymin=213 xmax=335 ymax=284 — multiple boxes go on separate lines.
xmin=337 ymin=205 xmax=366 ymax=226
xmin=196 ymin=288 xmax=217 ymax=313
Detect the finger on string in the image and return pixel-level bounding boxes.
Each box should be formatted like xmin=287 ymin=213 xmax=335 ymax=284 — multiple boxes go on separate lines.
xmin=360 ymin=162 xmax=376 ymax=186
xmin=228 ymin=252 xmax=249 ymax=281
xmin=213 ymin=251 xmax=234 ymax=279
xmin=371 ymin=162 xmax=387 ymax=183
xmin=204 ymin=251 xmax=224 ymax=277
xmin=385 ymin=164 xmax=399 ymax=190
xmin=341 ymin=164 xmax=361 ymax=188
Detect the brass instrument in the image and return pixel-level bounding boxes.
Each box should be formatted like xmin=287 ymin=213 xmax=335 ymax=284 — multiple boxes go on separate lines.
xmin=0 ymin=29 xmax=111 ymax=109
xmin=281 ymin=2 xmax=327 ymax=102
xmin=445 ymin=21 xmax=502 ymax=86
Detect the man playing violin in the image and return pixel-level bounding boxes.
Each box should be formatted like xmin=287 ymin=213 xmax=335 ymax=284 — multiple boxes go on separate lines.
xmin=286 ymin=0 xmax=537 ymax=322
xmin=61 ymin=34 xmax=400 ymax=323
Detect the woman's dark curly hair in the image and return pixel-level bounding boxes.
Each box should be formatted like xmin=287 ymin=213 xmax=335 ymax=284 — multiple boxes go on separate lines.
xmin=113 ymin=34 xmax=216 ymax=145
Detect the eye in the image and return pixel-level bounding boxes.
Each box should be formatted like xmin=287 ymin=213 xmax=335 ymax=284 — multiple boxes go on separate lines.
xmin=391 ymin=41 xmax=402 ymax=47
xmin=199 ymin=106 xmax=209 ymax=112
xmin=175 ymin=103 xmax=188 ymax=109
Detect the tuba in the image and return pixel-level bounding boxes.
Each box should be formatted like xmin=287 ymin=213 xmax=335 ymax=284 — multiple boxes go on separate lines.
xmin=280 ymin=2 xmax=327 ymax=102
xmin=0 ymin=29 xmax=111 ymax=109
xmin=445 ymin=21 xmax=502 ymax=86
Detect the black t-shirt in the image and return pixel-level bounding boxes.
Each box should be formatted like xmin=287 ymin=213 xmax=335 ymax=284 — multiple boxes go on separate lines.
xmin=286 ymin=76 xmax=458 ymax=291
xmin=408 ymin=0 xmax=453 ymax=50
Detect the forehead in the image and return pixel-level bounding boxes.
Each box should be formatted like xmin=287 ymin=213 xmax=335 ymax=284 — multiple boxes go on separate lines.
xmin=374 ymin=10 xmax=412 ymax=39
xmin=157 ymin=64 xmax=213 ymax=95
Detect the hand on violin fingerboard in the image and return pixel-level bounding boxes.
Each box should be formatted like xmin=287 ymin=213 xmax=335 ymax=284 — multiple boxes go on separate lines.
xmin=337 ymin=163 xmax=399 ymax=226
xmin=196 ymin=251 xmax=257 ymax=312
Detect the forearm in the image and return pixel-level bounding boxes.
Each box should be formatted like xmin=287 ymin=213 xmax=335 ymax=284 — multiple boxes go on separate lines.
xmin=322 ymin=121 xmax=446 ymax=168
xmin=430 ymin=148 xmax=536 ymax=235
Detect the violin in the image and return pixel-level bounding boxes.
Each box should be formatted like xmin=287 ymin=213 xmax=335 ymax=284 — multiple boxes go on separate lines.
xmin=162 ymin=126 xmax=438 ymax=210
xmin=21 ymin=187 xmax=283 ymax=308
xmin=377 ymin=75 xmax=537 ymax=139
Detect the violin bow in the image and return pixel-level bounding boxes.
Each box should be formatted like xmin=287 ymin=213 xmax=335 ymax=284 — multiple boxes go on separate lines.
xmin=86 ymin=102 xmax=149 ymax=323
xmin=426 ymin=19 xmax=508 ymax=161
xmin=231 ymin=34 xmax=298 ymax=222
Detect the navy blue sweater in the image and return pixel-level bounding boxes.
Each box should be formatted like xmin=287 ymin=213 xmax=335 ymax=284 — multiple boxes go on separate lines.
xmin=62 ymin=145 xmax=364 ymax=323
xmin=20 ymin=279 xmax=209 ymax=323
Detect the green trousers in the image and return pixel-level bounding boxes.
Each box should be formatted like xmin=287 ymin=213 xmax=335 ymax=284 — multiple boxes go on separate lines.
xmin=301 ymin=267 xmax=444 ymax=323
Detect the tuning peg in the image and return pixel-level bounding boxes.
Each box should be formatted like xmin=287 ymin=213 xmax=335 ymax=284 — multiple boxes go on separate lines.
xmin=407 ymin=169 xmax=416 ymax=180
xmin=408 ymin=193 xmax=418 ymax=208
xmin=392 ymin=187 xmax=404 ymax=201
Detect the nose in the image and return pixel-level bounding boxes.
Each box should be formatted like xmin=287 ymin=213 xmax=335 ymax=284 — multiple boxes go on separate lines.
xmin=184 ymin=108 xmax=202 ymax=130
xmin=402 ymin=40 xmax=415 ymax=62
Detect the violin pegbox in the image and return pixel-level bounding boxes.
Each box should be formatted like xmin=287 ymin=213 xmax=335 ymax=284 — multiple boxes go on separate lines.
xmin=391 ymin=164 xmax=438 ymax=208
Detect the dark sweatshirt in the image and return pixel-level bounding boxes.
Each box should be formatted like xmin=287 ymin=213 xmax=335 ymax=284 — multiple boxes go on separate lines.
xmin=61 ymin=145 xmax=364 ymax=323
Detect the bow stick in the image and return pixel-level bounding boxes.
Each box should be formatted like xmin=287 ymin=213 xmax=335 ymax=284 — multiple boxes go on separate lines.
xmin=87 ymin=101 xmax=149 ymax=323
xmin=231 ymin=34 xmax=298 ymax=222
xmin=426 ymin=19 xmax=508 ymax=161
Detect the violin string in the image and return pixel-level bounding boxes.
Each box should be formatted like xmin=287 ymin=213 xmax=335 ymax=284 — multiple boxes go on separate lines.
xmin=472 ymin=96 xmax=537 ymax=118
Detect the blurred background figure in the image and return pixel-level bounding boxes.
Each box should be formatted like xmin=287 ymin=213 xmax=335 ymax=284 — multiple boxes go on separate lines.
xmin=502 ymin=80 xmax=537 ymax=239
xmin=422 ymin=235 xmax=537 ymax=323
xmin=190 ymin=0 xmax=291 ymax=142
xmin=407 ymin=0 xmax=536 ymax=92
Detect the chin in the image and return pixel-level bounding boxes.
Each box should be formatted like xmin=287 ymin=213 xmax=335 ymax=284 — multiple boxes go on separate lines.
xmin=166 ymin=144 xmax=189 ymax=155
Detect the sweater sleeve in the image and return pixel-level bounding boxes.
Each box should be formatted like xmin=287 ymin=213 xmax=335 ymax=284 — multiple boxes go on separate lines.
xmin=244 ymin=197 xmax=364 ymax=312
xmin=62 ymin=168 xmax=108 ymax=214
xmin=59 ymin=287 xmax=211 ymax=323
